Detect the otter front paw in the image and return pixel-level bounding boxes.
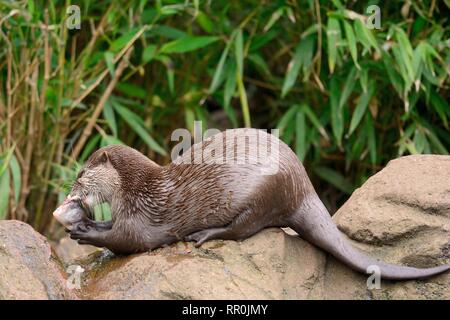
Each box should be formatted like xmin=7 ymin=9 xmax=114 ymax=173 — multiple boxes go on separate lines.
xmin=71 ymin=222 xmax=92 ymax=233
xmin=63 ymin=221 xmax=91 ymax=233
xmin=69 ymin=228 xmax=104 ymax=246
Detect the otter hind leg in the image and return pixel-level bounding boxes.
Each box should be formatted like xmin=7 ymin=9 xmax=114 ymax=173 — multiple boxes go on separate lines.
xmin=184 ymin=209 xmax=265 ymax=247
xmin=184 ymin=227 xmax=228 ymax=247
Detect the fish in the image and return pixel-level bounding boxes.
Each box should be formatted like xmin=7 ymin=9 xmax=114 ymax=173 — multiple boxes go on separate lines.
xmin=53 ymin=196 xmax=87 ymax=231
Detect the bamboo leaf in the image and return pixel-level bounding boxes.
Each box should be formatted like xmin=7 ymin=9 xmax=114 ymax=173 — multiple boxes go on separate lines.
xmin=277 ymin=105 xmax=298 ymax=133
xmin=10 ymin=155 xmax=21 ymax=205
xmin=224 ymin=59 xmax=237 ymax=109
xmin=160 ymin=36 xmax=219 ymax=54
xmin=393 ymin=30 xmax=415 ymax=96
xmin=382 ymin=51 xmax=404 ymax=96
xmin=104 ymin=51 xmax=115 ymax=76
xmin=428 ymin=90 xmax=449 ymax=127
xmin=248 ymin=54 xmax=271 ymax=76
xmin=235 ymin=29 xmax=244 ymax=77
xmin=167 ymin=65 xmax=174 ymax=94
xmin=209 ymin=32 xmax=236 ymax=94
xmin=420 ymin=42 xmax=441 ymax=76
xmin=150 ymin=26 xmax=187 ymax=39
xmin=398 ymin=123 xmax=416 ymax=155
xmin=331 ymin=0 xmax=345 ymax=11
xmin=234 ymin=29 xmax=250 ymax=127
xmin=339 ymin=66 xmax=357 ymax=109
xmin=413 ymin=129 xmax=427 ymax=154
xmin=365 ymin=114 xmax=377 ymax=164
xmin=142 ymin=44 xmax=157 ymax=64
xmin=249 ymin=30 xmax=279 ymax=52
xmin=283 ymin=119 xmax=296 ymax=145
xmin=425 ymin=127 xmax=448 ymax=155
xmin=103 ymin=99 xmax=118 ymax=137
xmin=354 ymin=19 xmax=378 ymax=52
xmin=313 ymin=166 xmax=354 ymax=194
xmin=412 ymin=44 xmax=424 ymax=90
xmin=295 ymin=107 xmax=306 ymax=161
xmin=303 ymin=105 xmax=329 ymax=140
xmin=155 ymin=54 xmax=175 ymax=94
xmin=282 ymin=45 xmax=303 ymax=98
xmin=0 ymin=169 xmax=10 ymax=219
xmin=237 ymin=73 xmax=251 ymax=127
xmin=282 ymin=35 xmax=314 ymax=97
xmin=101 ymin=135 xmax=124 ymax=147
xmin=80 ymin=134 xmax=101 ymax=163
xmin=196 ymin=11 xmax=214 ymax=33
xmin=330 ymin=76 xmax=343 ymax=146
xmin=343 ymin=20 xmax=359 ymax=68
xmin=405 ymin=142 xmax=419 ymax=155
xmin=116 ymin=82 xmax=147 ymax=99
xmin=112 ymin=101 xmax=167 ymax=156
xmin=223 ymin=61 xmax=238 ymax=127
xmin=327 ymin=18 xmax=341 ymax=73
xmin=0 ymin=147 xmax=14 ymax=178
xmin=395 ymin=27 xmax=413 ymax=58
xmin=0 ymin=146 xmax=13 ymax=219
xmin=264 ymin=7 xmax=284 ymax=32
xmin=28 ymin=0 xmax=35 ymax=17
xmin=358 ymin=67 xmax=369 ymax=93
xmin=349 ymin=82 xmax=375 ymax=135
xmin=185 ymin=107 xmax=195 ymax=133
xmin=110 ymin=27 xmax=140 ymax=52
xmin=300 ymin=35 xmax=315 ymax=80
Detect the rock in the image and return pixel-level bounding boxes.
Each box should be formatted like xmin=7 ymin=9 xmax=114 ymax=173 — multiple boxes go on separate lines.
xmin=80 ymin=229 xmax=326 ymax=299
xmin=54 ymin=236 xmax=100 ymax=266
xmin=0 ymin=220 xmax=78 ymax=299
xmin=329 ymin=155 xmax=450 ymax=299
xmin=79 ymin=155 xmax=449 ymax=300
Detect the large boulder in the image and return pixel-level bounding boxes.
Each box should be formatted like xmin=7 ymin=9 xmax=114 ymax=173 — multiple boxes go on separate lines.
xmin=328 ymin=155 xmax=450 ymax=299
xmin=78 ymin=155 xmax=449 ymax=300
xmin=54 ymin=236 xmax=100 ymax=266
xmin=0 ymin=220 xmax=77 ymax=299
xmin=80 ymin=229 xmax=325 ymax=299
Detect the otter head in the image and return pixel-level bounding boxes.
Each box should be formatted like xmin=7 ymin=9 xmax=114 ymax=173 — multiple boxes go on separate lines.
xmin=70 ymin=149 xmax=121 ymax=214
xmin=53 ymin=148 xmax=121 ymax=228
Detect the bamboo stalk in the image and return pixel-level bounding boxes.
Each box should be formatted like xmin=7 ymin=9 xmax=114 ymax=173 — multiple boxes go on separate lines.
xmin=71 ymin=47 xmax=134 ymax=160
xmin=237 ymin=72 xmax=251 ymax=128
xmin=68 ymin=26 xmax=147 ymax=111
xmin=19 ymin=63 xmax=39 ymax=223
xmin=6 ymin=46 xmax=12 ymax=149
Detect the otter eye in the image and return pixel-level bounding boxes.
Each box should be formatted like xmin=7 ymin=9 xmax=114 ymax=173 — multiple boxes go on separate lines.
xmin=77 ymin=169 xmax=85 ymax=179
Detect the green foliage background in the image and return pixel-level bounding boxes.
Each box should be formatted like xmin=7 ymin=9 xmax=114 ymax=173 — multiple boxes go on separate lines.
xmin=0 ymin=0 xmax=449 ymax=232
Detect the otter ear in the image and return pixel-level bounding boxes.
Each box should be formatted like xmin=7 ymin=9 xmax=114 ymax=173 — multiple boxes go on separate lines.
xmin=98 ymin=151 xmax=110 ymax=164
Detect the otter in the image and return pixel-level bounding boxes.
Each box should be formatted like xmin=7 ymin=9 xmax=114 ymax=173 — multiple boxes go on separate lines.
xmin=54 ymin=128 xmax=450 ymax=280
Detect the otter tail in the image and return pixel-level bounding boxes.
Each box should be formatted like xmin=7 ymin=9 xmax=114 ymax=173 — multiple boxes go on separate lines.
xmin=287 ymin=195 xmax=450 ymax=280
